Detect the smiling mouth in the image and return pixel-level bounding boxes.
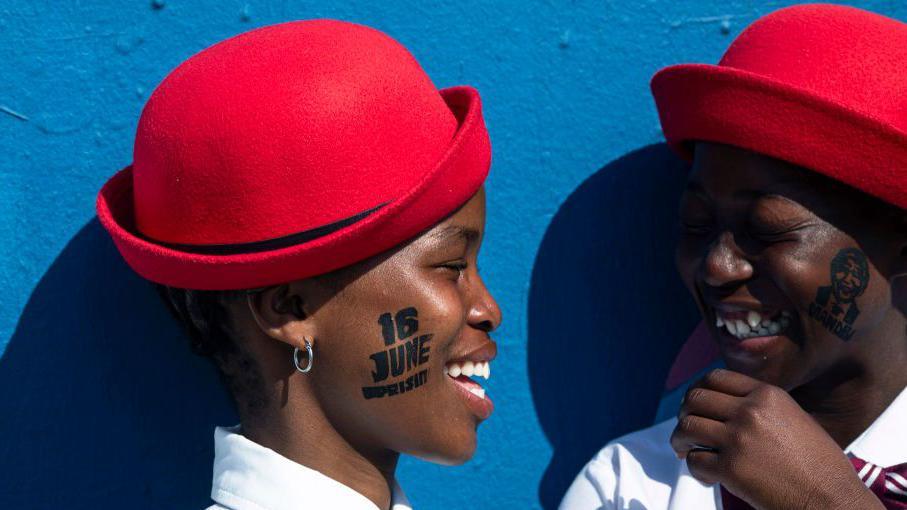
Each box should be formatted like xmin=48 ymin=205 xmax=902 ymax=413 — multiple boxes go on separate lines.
xmin=443 ymin=360 xmax=491 ymax=399
xmin=715 ymin=309 xmax=792 ymax=340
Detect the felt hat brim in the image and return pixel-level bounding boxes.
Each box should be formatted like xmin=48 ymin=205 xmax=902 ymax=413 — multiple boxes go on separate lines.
xmin=652 ymin=63 xmax=907 ymax=209
xmin=96 ymin=86 xmax=490 ymax=290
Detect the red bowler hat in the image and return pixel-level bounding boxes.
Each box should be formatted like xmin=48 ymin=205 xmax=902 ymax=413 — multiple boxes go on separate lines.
xmin=97 ymin=20 xmax=491 ymax=290
xmin=652 ymin=4 xmax=907 ymax=209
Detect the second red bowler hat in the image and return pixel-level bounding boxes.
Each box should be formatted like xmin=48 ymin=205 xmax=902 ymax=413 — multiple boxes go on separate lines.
xmin=652 ymin=4 xmax=907 ymax=210
xmin=97 ymin=19 xmax=491 ymax=290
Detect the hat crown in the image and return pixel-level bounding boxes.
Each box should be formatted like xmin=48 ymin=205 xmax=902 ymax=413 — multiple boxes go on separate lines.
xmin=133 ymin=19 xmax=458 ymax=246
xmin=718 ymin=4 xmax=907 ymax=132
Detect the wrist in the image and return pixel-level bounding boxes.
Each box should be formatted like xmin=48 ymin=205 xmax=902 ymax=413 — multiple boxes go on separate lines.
xmin=823 ymin=483 xmax=884 ymax=510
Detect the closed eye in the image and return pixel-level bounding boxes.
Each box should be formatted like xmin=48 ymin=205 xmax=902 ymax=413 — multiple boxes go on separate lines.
xmin=680 ymin=221 xmax=713 ymax=236
xmin=441 ymin=261 xmax=468 ymax=273
xmin=747 ymin=218 xmax=815 ymax=242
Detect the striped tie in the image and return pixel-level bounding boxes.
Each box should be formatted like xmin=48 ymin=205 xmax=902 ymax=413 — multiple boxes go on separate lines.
xmin=720 ymin=456 xmax=907 ymax=509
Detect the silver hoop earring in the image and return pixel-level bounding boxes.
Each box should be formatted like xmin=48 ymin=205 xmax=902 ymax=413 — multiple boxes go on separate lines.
xmin=293 ymin=339 xmax=314 ymax=373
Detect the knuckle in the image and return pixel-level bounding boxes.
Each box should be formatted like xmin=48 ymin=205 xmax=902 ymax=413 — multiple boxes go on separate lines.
xmin=703 ymin=368 xmax=726 ymax=387
xmin=738 ymin=403 xmax=762 ymax=425
xmin=754 ymin=384 xmax=787 ymax=408
xmin=752 ymin=384 xmax=774 ymax=400
xmin=678 ymin=415 xmax=699 ymax=433
xmin=684 ymin=387 xmax=705 ymax=406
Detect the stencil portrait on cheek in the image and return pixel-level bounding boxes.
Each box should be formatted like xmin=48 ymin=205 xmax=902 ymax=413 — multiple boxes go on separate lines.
xmin=561 ymin=5 xmax=907 ymax=510
xmin=809 ymin=248 xmax=871 ymax=341
xmin=95 ymin=18 xmax=502 ymax=510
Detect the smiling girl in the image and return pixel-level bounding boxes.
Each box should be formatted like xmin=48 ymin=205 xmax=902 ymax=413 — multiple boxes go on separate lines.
xmin=96 ymin=20 xmax=500 ymax=510
xmin=562 ymin=4 xmax=907 ymax=510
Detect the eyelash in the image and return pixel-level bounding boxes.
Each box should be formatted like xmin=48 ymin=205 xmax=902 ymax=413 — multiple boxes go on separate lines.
xmin=442 ymin=261 xmax=468 ymax=273
xmin=680 ymin=221 xmax=799 ymax=242
xmin=680 ymin=221 xmax=713 ymax=236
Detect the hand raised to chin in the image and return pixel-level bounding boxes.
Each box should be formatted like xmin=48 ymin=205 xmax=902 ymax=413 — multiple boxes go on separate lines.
xmin=670 ymin=369 xmax=884 ymax=510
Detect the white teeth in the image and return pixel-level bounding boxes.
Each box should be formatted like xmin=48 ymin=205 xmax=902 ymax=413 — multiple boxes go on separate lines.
xmin=746 ymin=311 xmax=761 ymax=329
xmin=448 ymin=364 xmax=462 ymax=378
xmin=716 ymin=309 xmax=792 ymax=339
xmin=444 ymin=361 xmax=492 ymax=380
xmin=468 ymin=387 xmax=486 ymax=399
xmin=736 ymin=320 xmax=750 ymax=336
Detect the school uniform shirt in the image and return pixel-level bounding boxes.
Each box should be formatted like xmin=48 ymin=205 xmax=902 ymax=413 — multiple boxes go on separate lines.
xmin=205 ymin=426 xmax=412 ymax=510
xmin=559 ymin=385 xmax=907 ymax=510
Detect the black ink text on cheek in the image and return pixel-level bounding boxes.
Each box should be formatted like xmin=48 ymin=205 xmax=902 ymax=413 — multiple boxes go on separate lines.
xmin=808 ymin=247 xmax=869 ymax=341
xmin=363 ymin=307 xmax=432 ymax=399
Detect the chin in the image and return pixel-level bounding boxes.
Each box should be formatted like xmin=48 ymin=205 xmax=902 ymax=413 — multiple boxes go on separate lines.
xmin=722 ymin=354 xmax=803 ymax=390
xmin=408 ymin=431 xmax=478 ymax=466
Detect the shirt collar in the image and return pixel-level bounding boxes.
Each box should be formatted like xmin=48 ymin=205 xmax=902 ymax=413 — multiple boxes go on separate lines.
xmin=210 ymin=425 xmax=412 ymax=510
xmin=845 ymin=384 xmax=907 ymax=468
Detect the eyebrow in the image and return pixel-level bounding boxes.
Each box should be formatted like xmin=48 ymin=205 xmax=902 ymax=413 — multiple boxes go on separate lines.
xmin=428 ymin=225 xmax=481 ymax=244
xmin=685 ymin=179 xmax=811 ymax=200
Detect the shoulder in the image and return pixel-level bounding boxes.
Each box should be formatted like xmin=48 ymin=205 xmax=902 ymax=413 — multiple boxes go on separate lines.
xmin=586 ymin=418 xmax=680 ymax=483
xmin=559 ymin=419 xmax=682 ymax=510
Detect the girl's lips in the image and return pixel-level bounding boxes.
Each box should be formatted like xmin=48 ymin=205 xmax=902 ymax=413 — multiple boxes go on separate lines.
xmin=448 ymin=374 xmax=494 ymax=420
xmin=726 ymin=333 xmax=783 ymax=353
xmin=717 ymin=327 xmax=787 ymax=359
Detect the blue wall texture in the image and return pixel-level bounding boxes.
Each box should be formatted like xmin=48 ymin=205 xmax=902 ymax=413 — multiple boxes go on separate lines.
xmin=2 ymin=1 xmax=905 ymax=509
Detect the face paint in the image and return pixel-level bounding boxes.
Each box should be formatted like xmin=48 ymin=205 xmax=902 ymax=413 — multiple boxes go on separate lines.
xmin=363 ymin=306 xmax=432 ymax=399
xmin=807 ymin=248 xmax=870 ymax=341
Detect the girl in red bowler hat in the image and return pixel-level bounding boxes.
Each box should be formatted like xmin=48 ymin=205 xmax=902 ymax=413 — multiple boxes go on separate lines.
xmin=563 ymin=4 xmax=907 ymax=510
xmin=97 ymin=19 xmax=501 ymax=510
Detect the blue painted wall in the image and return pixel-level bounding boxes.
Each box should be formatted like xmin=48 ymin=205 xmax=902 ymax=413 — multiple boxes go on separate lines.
xmin=2 ymin=1 xmax=905 ymax=509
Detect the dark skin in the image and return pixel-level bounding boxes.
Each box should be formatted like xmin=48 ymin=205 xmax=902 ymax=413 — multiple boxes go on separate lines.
xmin=671 ymin=142 xmax=907 ymax=509
xmin=221 ymin=187 xmax=501 ymax=510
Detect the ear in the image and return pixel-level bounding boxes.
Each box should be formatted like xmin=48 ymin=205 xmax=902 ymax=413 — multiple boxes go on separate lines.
xmin=246 ymin=282 xmax=316 ymax=350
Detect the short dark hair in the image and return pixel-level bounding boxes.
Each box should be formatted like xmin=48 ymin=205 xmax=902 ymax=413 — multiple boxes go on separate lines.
xmin=154 ymin=285 xmax=269 ymax=415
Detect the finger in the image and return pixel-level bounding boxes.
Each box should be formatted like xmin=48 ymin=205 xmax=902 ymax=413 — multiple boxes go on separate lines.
xmin=679 ymin=387 xmax=742 ymax=422
xmin=670 ymin=414 xmax=727 ymax=458
xmin=697 ymin=368 xmax=762 ymax=397
xmin=685 ymin=449 xmax=721 ymax=485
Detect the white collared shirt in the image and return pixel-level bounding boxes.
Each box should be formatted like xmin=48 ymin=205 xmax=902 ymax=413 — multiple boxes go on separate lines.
xmin=559 ymin=385 xmax=907 ymax=510
xmin=205 ymin=426 xmax=412 ymax=510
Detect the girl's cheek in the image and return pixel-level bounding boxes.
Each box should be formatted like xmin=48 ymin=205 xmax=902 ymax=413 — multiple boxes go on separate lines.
xmin=674 ymin=254 xmax=701 ymax=296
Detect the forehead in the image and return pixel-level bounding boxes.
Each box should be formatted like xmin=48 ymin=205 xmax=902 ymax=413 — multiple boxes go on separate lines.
xmin=423 ymin=187 xmax=486 ymax=239
xmin=688 ymin=142 xmax=818 ymax=198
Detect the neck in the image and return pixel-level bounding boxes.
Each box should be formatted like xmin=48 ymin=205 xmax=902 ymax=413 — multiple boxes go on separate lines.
xmin=790 ymin=334 xmax=907 ymax=448
xmin=240 ymin=378 xmax=399 ymax=510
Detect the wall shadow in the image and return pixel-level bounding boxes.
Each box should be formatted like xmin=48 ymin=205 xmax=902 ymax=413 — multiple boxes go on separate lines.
xmin=0 ymin=219 xmax=236 ymax=509
xmin=529 ymin=144 xmax=700 ymax=508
